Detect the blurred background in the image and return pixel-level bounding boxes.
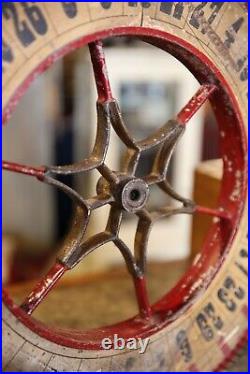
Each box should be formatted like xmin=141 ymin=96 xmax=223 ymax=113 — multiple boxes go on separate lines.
xmin=2 ymin=37 xmax=221 ymax=287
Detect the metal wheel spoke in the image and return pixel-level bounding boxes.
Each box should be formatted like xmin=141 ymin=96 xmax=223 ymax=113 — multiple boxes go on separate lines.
xmin=177 ymin=84 xmax=217 ymax=125
xmin=108 ymin=100 xmax=141 ymax=175
xmin=143 ymin=120 xmax=185 ymax=185
xmin=20 ymin=262 xmax=67 ymax=315
xmin=47 ymin=101 xmax=111 ymax=175
xmin=159 ymin=180 xmax=194 ymax=206
xmin=109 ymin=100 xmax=138 ymax=149
xmin=85 ymin=194 xmax=114 ymax=210
xmin=43 ymin=174 xmax=108 ymax=211
xmin=112 ymin=238 xmax=151 ymax=317
xmin=105 ymin=205 xmax=123 ymax=235
xmin=59 ymin=231 xmax=113 ymax=269
xmin=133 ymin=276 xmax=152 ymax=319
xmin=128 ymin=209 xmax=152 ymax=318
xmin=89 ymin=42 xmax=139 ymax=175
xmin=89 ymin=40 xmax=113 ymax=103
xmin=151 ymin=204 xmax=195 ymax=221
xmin=195 ymin=205 xmax=231 ymax=220
xmin=56 ymin=204 xmax=120 ymax=269
xmin=134 ymin=211 xmax=152 ymax=273
xmin=153 ymin=129 xmax=184 ymax=180
xmin=3 ymin=161 xmax=46 ymax=180
xmin=44 ymin=174 xmax=89 ymax=206
xmin=137 ymin=119 xmax=183 ymax=152
xmin=97 ymin=163 xmax=120 ymax=185
xmin=113 ymin=238 xmax=138 ymax=277
xmin=143 ymin=85 xmax=216 ymax=184
xmin=56 ymin=204 xmax=91 ymax=265
xmin=121 ymin=148 xmax=140 ymax=175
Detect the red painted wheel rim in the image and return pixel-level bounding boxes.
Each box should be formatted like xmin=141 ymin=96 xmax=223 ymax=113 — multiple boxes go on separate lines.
xmin=2 ymin=26 xmax=247 ymax=350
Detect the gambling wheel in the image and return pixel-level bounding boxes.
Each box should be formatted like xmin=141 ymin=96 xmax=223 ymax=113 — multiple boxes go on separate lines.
xmin=2 ymin=2 xmax=248 ymax=372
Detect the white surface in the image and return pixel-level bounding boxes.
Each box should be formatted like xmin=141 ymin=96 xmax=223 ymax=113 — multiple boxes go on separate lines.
xmin=2 ymin=65 xmax=60 ymax=246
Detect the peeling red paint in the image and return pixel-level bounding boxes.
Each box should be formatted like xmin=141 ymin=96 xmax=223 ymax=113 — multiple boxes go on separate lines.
xmin=2 ymin=25 xmax=247 ymax=362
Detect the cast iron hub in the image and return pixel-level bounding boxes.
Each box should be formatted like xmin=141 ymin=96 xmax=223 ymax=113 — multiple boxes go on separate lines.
xmin=98 ymin=175 xmax=150 ymax=213
xmin=121 ymin=178 xmax=149 ymax=213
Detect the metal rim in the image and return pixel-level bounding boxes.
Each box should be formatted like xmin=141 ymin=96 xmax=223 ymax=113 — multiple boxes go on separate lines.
xmin=2 ymin=26 xmax=247 ymax=351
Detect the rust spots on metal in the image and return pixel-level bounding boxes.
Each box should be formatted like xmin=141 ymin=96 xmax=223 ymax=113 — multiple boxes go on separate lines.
xmin=133 ymin=276 xmax=152 ymax=319
xmin=195 ymin=205 xmax=232 ymax=221
xmin=89 ymin=40 xmax=113 ymax=103
xmin=20 ymin=262 xmax=67 ymax=315
xmin=2 ymin=161 xmax=46 ymax=180
xmin=177 ymin=84 xmax=216 ymax=125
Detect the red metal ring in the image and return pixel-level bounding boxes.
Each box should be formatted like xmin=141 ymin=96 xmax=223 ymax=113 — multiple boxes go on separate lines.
xmin=3 ymin=26 xmax=247 ymax=354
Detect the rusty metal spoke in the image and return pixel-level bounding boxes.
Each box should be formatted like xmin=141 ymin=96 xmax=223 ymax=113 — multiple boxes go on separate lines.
xmin=159 ymin=180 xmax=194 ymax=207
xmin=20 ymin=207 xmax=122 ymax=308
xmin=105 ymin=205 xmax=123 ymax=235
xmin=121 ymin=148 xmax=141 ymax=175
xmin=85 ymin=194 xmax=114 ymax=210
xmin=108 ymin=100 xmax=140 ymax=175
xmin=113 ymin=238 xmax=138 ymax=277
xmin=3 ymin=162 xmax=113 ymax=212
xmin=89 ymin=41 xmax=140 ymax=174
xmin=56 ymin=204 xmax=91 ymax=262
xmin=20 ymin=262 xmax=67 ymax=315
xmin=134 ymin=210 xmax=152 ymax=274
xmin=134 ymin=204 xmax=192 ymax=274
xmin=142 ymin=85 xmax=216 ymax=185
xmin=150 ymin=122 xmax=185 ymax=182
xmin=151 ymin=203 xmax=195 ymax=221
xmin=97 ymin=162 xmax=120 ymax=185
xmin=89 ymin=40 xmax=113 ymax=103
xmin=3 ymin=161 xmax=46 ymax=180
xmin=113 ymin=237 xmax=152 ymax=318
xmin=137 ymin=119 xmax=183 ymax=152
xmin=57 ymin=206 xmax=122 ymax=272
xmin=177 ymin=84 xmax=216 ymax=125
xmin=136 ymin=120 xmax=185 ymax=185
xmin=59 ymin=231 xmax=114 ymax=269
xmin=44 ymin=174 xmax=112 ymax=211
xmin=44 ymin=174 xmax=90 ymax=207
xmin=46 ymin=102 xmax=111 ymax=175
xmin=109 ymin=100 xmax=138 ymax=149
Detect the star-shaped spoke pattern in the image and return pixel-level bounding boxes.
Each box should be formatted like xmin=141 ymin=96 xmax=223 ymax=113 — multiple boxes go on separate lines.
xmin=3 ymin=41 xmax=230 ymax=319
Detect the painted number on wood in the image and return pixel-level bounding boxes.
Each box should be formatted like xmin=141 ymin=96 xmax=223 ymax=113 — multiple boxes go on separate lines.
xmin=3 ymin=3 xmax=48 ymax=47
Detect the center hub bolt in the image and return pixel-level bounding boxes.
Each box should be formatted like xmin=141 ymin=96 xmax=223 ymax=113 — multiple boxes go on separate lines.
xmin=121 ymin=178 xmax=149 ymax=213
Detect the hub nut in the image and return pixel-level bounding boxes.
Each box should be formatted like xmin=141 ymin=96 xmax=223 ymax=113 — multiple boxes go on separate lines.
xmin=121 ymin=179 xmax=149 ymax=213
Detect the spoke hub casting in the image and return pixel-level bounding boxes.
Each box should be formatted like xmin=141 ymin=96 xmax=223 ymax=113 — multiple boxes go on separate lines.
xmin=98 ymin=174 xmax=150 ymax=213
xmin=120 ymin=178 xmax=149 ymax=213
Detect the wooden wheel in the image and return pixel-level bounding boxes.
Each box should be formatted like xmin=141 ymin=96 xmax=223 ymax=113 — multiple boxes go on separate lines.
xmin=2 ymin=3 xmax=248 ymax=372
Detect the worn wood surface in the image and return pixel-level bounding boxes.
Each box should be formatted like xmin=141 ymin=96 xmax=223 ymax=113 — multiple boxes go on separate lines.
xmin=3 ymin=3 xmax=247 ymax=372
